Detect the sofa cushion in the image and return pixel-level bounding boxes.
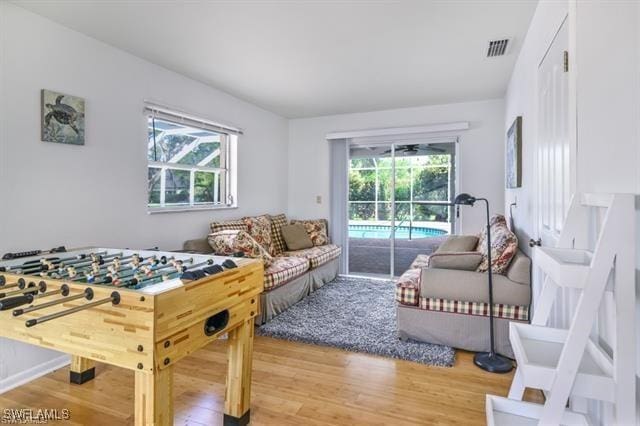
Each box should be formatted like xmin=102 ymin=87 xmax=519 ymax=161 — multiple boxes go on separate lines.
xmin=270 ymin=213 xmax=289 ymax=255
xmin=291 ymin=219 xmax=328 ymax=246
xmin=281 ymin=223 xmax=314 ymax=251
xmin=210 ymin=219 xmax=248 ymax=233
xmin=435 ymin=235 xmax=479 ymax=253
xmin=419 ymin=297 xmax=529 ymax=321
xmin=395 ymin=265 xmax=529 ymax=320
xmin=506 ymin=250 xmax=531 ymax=285
xmin=182 ymin=238 xmax=214 ymax=254
xmin=476 ymin=215 xmax=518 ymax=274
xmin=264 ymin=256 xmax=310 ymax=291
xmin=208 ymin=230 xmax=273 ymax=267
xmin=243 ymin=214 xmax=275 ymax=255
xmin=419 ymin=268 xmax=530 ymax=307
xmin=283 ymin=244 xmax=342 ymax=269
xmin=427 ymin=252 xmax=483 ymax=271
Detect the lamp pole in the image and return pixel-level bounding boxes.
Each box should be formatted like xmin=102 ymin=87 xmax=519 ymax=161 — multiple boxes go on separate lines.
xmin=453 ymin=193 xmax=512 ymax=373
xmin=478 ymin=198 xmax=496 ymax=356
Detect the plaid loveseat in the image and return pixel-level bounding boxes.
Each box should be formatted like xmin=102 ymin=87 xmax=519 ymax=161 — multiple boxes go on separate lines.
xmin=395 ymin=215 xmax=531 ymax=357
xmin=183 ymin=213 xmax=342 ymax=323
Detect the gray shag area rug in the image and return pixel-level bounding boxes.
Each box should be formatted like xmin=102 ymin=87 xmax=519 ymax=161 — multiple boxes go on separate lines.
xmin=256 ymin=276 xmax=455 ymax=367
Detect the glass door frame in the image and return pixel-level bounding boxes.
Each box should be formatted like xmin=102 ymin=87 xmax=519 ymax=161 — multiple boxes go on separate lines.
xmin=346 ymin=136 xmax=459 ymax=279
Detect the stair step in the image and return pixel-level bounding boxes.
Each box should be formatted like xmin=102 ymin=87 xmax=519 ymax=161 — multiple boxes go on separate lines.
xmin=510 ymin=323 xmax=615 ymax=402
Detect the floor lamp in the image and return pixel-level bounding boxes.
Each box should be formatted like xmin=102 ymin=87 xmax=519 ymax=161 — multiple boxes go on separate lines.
xmin=453 ymin=193 xmax=513 ymax=373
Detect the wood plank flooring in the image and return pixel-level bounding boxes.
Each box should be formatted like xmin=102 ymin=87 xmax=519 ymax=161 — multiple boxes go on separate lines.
xmin=0 ymin=336 xmax=543 ymax=425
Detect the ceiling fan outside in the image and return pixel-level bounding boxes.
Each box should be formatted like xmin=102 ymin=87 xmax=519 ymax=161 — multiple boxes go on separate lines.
xmin=383 ymin=144 xmax=445 ymax=155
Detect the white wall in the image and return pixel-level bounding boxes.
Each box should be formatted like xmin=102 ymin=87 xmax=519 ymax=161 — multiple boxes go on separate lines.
xmin=504 ymin=1 xmax=640 ymax=423
xmin=573 ymin=2 xmax=640 ymax=423
xmin=288 ymin=99 xmax=506 ymax=235
xmin=0 ymin=3 xmax=288 ymax=387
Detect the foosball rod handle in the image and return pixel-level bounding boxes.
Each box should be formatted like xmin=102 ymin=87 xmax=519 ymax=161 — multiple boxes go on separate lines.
xmin=2 ymin=246 xmax=66 ymax=260
xmin=25 ymin=291 xmax=121 ymax=328
xmin=0 ymin=294 xmax=35 ymax=311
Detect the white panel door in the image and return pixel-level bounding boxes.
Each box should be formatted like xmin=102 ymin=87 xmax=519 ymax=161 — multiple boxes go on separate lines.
xmin=535 ymin=17 xmax=575 ymax=328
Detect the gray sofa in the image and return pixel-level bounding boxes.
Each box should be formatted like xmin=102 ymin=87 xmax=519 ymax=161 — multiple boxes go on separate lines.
xmin=183 ymin=214 xmax=341 ymax=324
xmin=395 ymin=234 xmax=531 ymax=358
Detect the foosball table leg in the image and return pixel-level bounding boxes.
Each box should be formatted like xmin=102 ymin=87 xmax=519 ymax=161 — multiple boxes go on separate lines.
xmin=70 ymin=356 xmax=95 ymax=384
xmin=134 ymin=365 xmax=173 ymax=426
xmin=224 ymin=318 xmax=254 ymax=426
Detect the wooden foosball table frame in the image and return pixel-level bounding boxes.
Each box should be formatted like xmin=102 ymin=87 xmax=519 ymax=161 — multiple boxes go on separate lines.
xmin=0 ymin=248 xmax=264 ymax=426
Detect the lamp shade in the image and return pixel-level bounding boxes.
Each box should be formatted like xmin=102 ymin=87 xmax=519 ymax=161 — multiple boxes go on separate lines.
xmin=453 ymin=193 xmax=476 ymax=206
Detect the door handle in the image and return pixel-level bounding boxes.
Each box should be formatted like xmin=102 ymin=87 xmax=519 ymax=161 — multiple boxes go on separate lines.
xmin=529 ymin=238 xmax=542 ymax=247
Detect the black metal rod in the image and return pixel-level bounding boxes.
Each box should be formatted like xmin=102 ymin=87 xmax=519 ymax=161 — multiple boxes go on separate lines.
xmin=13 ymin=285 xmax=70 ymax=316
xmin=89 ymin=256 xmax=172 ymax=286
xmin=18 ymin=288 xmax=93 ymax=315
xmin=128 ymin=258 xmax=206 ymax=287
xmin=0 ymin=278 xmax=28 ymax=292
xmin=478 ymin=198 xmax=496 ymax=356
xmin=0 ymin=282 xmax=20 ymax=291
xmin=25 ymin=291 xmax=121 ymax=328
xmin=2 ymin=246 xmax=66 ymax=261
xmin=83 ymin=255 xmax=161 ymax=282
xmin=131 ymin=270 xmax=183 ymax=289
xmin=50 ymin=252 xmax=125 ymax=277
xmin=65 ymin=253 xmax=149 ymax=281
xmin=120 ymin=258 xmax=193 ymax=287
xmin=0 ymin=282 xmax=42 ymax=299
xmin=11 ymin=251 xmax=106 ymax=273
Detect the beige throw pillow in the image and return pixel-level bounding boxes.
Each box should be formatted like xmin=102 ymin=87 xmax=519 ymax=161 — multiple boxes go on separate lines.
xmin=436 ymin=235 xmax=479 ymax=253
xmin=281 ymin=224 xmax=314 ymax=251
xmin=290 ymin=219 xmax=328 ymax=246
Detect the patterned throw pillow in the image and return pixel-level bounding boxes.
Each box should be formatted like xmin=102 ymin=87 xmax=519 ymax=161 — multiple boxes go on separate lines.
xmin=290 ymin=219 xmax=328 ymax=246
xmin=270 ymin=213 xmax=288 ymax=255
xmin=207 ymin=230 xmax=273 ymax=266
xmin=476 ymin=215 xmax=518 ymax=274
xmin=243 ymin=215 xmax=275 ymax=254
xmin=210 ymin=219 xmax=248 ymax=234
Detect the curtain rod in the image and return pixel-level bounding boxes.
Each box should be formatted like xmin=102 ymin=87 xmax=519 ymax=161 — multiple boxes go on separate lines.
xmin=144 ymin=101 xmax=244 ymax=135
xmin=326 ymin=122 xmax=469 ymax=140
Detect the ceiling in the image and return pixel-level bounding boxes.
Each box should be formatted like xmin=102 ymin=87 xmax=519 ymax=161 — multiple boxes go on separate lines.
xmin=14 ymin=1 xmax=538 ymax=118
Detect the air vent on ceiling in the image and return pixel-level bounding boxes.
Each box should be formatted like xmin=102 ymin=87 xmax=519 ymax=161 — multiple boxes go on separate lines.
xmin=487 ymin=39 xmax=509 ymax=57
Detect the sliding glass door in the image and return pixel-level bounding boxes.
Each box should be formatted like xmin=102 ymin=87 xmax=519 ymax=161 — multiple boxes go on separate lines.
xmin=348 ymin=140 xmax=456 ymax=278
xmin=348 ymin=143 xmax=393 ymax=276
xmin=392 ymin=143 xmax=455 ymax=275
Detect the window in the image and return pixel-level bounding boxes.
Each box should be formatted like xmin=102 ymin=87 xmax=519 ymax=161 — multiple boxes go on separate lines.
xmin=145 ymin=105 xmax=239 ymax=212
xmin=348 ymin=144 xmax=455 ymax=228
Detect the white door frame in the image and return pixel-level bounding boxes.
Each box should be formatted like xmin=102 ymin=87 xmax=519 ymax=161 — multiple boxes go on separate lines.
xmin=532 ymin=12 xmax=577 ymax=305
xmin=346 ymin=137 xmax=460 ymax=279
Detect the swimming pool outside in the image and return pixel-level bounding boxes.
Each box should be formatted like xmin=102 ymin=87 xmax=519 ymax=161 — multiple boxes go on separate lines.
xmin=348 ymin=224 xmax=448 ymax=239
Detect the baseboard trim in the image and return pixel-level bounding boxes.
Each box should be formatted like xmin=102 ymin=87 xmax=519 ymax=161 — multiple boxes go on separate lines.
xmin=0 ymin=355 xmax=70 ymax=394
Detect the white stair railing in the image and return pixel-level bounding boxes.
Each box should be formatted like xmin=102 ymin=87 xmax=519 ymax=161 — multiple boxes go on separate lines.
xmin=485 ymin=193 xmax=636 ymax=426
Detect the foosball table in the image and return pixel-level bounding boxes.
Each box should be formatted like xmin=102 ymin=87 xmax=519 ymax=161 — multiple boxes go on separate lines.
xmin=0 ymin=247 xmax=264 ymax=426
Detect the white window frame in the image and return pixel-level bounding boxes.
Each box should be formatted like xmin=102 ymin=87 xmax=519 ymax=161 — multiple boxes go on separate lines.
xmin=145 ymin=104 xmax=240 ymax=213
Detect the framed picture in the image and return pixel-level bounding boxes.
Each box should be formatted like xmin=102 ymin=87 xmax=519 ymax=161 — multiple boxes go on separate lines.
xmin=506 ymin=116 xmax=522 ymax=188
xmin=41 ymin=89 xmax=85 ymax=145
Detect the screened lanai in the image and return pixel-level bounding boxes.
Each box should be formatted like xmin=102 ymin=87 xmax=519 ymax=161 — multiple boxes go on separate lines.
xmin=147 ymin=117 xmax=230 ymax=209
xmin=347 ymin=141 xmax=456 ymax=277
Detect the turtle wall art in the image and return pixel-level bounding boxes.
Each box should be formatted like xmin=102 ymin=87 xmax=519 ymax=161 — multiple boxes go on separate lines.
xmin=41 ymin=90 xmax=85 ymax=145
